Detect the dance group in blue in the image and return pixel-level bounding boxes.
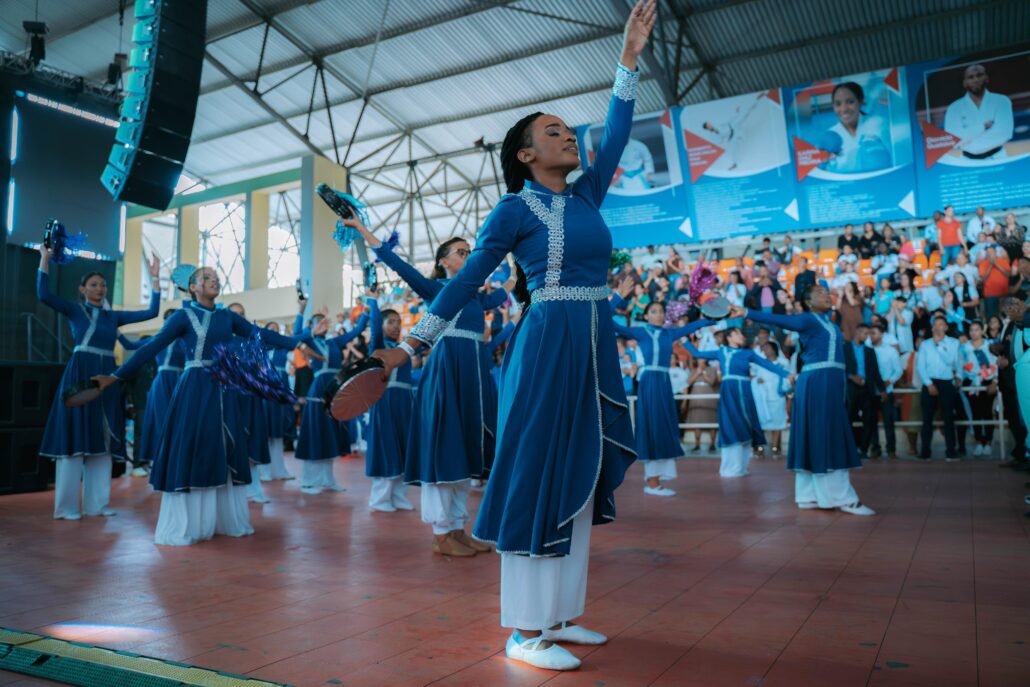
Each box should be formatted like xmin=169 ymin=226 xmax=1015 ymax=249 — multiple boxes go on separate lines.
xmin=35 ymin=0 xmax=881 ymax=672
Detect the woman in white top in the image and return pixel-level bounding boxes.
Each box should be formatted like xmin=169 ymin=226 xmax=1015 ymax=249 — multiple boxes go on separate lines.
xmin=751 ymin=340 xmax=790 ymax=457
xmin=724 ymin=271 xmax=747 ymax=328
xmin=822 ymin=81 xmax=892 ymax=174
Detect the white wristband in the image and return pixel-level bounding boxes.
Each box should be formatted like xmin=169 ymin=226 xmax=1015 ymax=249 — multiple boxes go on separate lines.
xmin=398 ymin=341 xmax=417 ymax=358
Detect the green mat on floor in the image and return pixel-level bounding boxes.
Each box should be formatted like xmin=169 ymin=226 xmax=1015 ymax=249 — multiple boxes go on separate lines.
xmin=0 ymin=627 xmax=293 ymax=687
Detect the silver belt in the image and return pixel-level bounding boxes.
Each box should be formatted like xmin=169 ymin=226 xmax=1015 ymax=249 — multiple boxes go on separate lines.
xmin=530 ymin=285 xmax=608 ymax=304
xmin=387 ymin=382 xmax=412 ymax=390
xmin=185 ymin=360 xmax=212 ymax=369
xmin=157 ymin=365 xmax=183 ymax=373
xmin=441 ymin=328 xmax=483 ymax=342
xmin=801 ymin=361 xmax=845 ymax=373
xmin=275 ymin=366 xmax=288 ymax=373
xmin=74 ymin=345 xmax=114 ymax=357
xmin=722 ymin=374 xmax=750 ymax=383
xmin=315 ymin=367 xmax=341 ymax=377
xmin=306 ymin=396 xmax=324 ymax=403
xmin=638 ymin=365 xmax=669 ymax=375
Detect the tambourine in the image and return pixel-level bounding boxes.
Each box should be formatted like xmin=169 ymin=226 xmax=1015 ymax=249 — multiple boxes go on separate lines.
xmin=62 ymin=379 xmax=103 ymax=407
xmin=324 ymin=357 xmax=387 ymax=421
xmin=698 ymin=294 xmax=731 ymax=320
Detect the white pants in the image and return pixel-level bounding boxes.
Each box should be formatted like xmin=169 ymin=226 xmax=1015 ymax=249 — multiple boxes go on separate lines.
xmin=719 ymin=443 xmax=751 ymax=477
xmin=643 ymin=458 xmax=677 ymax=481
xmin=258 ymin=438 xmax=292 ymax=481
xmin=500 ymin=499 xmax=593 ymax=631
xmin=154 ymin=481 xmax=254 ymax=546
xmin=794 ymin=470 xmax=860 ymax=508
xmin=369 ymin=477 xmax=411 ymax=510
xmin=421 ymin=481 xmax=471 ymax=535
xmin=301 ymin=459 xmax=340 ymax=489
xmin=244 ymin=462 xmax=267 ymax=501
xmin=54 ymin=454 xmax=112 ymax=518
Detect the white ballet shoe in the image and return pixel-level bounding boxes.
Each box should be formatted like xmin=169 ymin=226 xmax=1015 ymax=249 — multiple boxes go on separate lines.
xmin=505 ymin=632 xmax=581 ymax=671
xmin=130 ymin=467 xmax=149 ymax=477
xmin=391 ymin=497 xmax=415 ymax=511
xmin=370 ymin=503 xmax=397 ymax=513
xmin=300 ymin=486 xmax=322 ymax=494
xmin=324 ymin=484 xmax=346 ymax=493
xmin=54 ymin=513 xmax=81 ymax=521
xmin=839 ymin=503 xmax=875 ymax=516
xmin=542 ymin=622 xmax=607 ymax=645
xmin=643 ymin=486 xmax=676 ymax=497
xmin=83 ymin=508 xmax=117 ymax=517
xmin=797 ymin=502 xmax=819 ymax=509
xmin=248 ymin=495 xmax=271 ymax=504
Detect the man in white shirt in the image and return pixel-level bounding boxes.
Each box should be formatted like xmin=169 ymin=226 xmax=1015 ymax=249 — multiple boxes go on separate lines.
xmin=915 ymin=316 xmax=964 ymax=460
xmin=943 ymin=63 xmax=1014 ymax=162
xmin=935 ymin=252 xmax=979 ymax=288
xmin=869 ymin=324 xmax=903 ymax=459
xmin=965 ymin=206 xmax=997 ymax=245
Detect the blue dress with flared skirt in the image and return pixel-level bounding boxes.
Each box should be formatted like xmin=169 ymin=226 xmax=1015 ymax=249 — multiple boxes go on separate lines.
xmin=365 ymin=299 xmax=414 ymax=479
xmin=407 ymin=64 xmax=641 ymax=556
xmin=37 ymin=270 xmax=160 ymax=461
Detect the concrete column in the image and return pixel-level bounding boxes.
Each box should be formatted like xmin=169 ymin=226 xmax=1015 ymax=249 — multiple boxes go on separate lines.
xmin=121 ymin=217 xmax=144 ymax=306
xmin=300 ymin=155 xmax=347 ymax=312
xmin=245 ymin=191 xmax=269 ymax=290
xmin=178 ymin=205 xmax=200 ymax=267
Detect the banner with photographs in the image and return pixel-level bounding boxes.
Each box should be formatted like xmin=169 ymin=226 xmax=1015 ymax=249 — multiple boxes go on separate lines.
xmin=908 ymin=48 xmax=1030 ymax=215
xmin=679 ymin=89 xmax=799 ymax=241
xmin=577 ymin=109 xmax=691 ymax=248
xmin=784 ymin=67 xmax=918 ymax=228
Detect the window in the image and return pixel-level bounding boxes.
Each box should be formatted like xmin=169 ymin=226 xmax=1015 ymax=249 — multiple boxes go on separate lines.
xmin=140 ymin=213 xmax=177 ymax=303
xmin=199 ymin=201 xmax=246 ymax=295
xmin=267 ymin=189 xmax=301 ymax=289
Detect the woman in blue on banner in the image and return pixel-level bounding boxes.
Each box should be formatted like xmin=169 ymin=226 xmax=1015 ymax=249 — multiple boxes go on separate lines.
xmin=38 ymin=246 xmax=161 ymax=521
xmin=820 ymin=81 xmax=892 ymax=174
xmin=366 ymin=1 xmax=656 ymax=671
xmin=732 ymin=284 xmax=876 ymax=516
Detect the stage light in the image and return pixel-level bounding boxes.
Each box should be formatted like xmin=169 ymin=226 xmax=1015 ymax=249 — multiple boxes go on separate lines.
xmin=22 ymin=20 xmax=48 ymax=68
xmin=9 ymin=107 xmax=18 ymax=163
xmin=5 ymin=179 xmax=15 ymax=234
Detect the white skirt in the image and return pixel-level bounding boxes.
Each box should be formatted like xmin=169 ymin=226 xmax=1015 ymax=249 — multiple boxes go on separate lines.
xmin=154 ymin=481 xmax=254 ymax=546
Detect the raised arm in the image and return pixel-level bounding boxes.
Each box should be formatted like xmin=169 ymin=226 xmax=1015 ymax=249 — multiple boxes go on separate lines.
xmin=36 ymin=267 xmax=77 ymax=318
xmin=666 ymin=319 xmax=715 ymax=340
xmin=744 ymin=308 xmax=817 ymax=334
xmin=111 ymin=312 xmax=188 ymax=380
xmin=115 ymin=253 xmax=162 ymax=325
xmin=332 ymin=311 xmax=369 ymax=348
xmin=231 ymin=312 xmax=301 ymax=351
xmin=576 ymin=1 xmax=656 ymax=205
xmin=747 ymin=349 xmax=789 ymax=378
xmin=681 ymin=338 xmax=719 ymax=361
xmin=118 ymin=334 xmax=144 ymax=350
xmin=373 ymin=245 xmax=442 ymax=302
xmin=407 ymin=196 xmax=523 ymax=346
xmin=479 ymin=285 xmax=511 ymax=310
xmin=612 ymin=321 xmax=640 ymax=340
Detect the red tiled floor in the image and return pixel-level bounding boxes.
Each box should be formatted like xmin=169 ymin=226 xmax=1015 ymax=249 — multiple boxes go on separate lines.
xmin=1 ymin=455 xmax=1029 ymax=686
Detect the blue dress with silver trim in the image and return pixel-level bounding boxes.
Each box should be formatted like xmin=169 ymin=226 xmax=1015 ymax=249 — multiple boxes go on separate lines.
xmin=110 ymin=302 xmax=301 ymax=491
xmin=365 ymin=298 xmax=413 ymax=479
xmin=682 ymin=341 xmax=788 ymax=448
xmin=263 ymin=345 xmax=292 ymax=439
xmin=612 ymin=317 xmax=709 ymax=461
xmin=373 ymin=245 xmax=508 ymax=485
xmin=481 ymin=321 xmax=514 ymax=474
xmin=37 ymin=270 xmax=160 ymax=461
xmin=294 ymin=314 xmax=368 ymax=461
xmin=407 ymin=64 xmax=640 ymax=556
xmin=745 ymin=309 xmax=862 ymax=473
xmin=136 ymin=340 xmax=185 ymax=465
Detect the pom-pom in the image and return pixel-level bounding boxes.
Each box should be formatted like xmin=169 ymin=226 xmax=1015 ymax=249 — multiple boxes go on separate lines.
xmin=609 ymin=251 xmax=632 ymax=273
xmin=332 ymin=220 xmax=361 ymax=252
xmin=664 ymin=299 xmax=691 ymax=325
xmin=207 ymin=331 xmax=297 ymax=404
xmin=381 ymin=230 xmax=400 ymax=252
xmin=686 ymin=260 xmax=718 ymax=305
xmin=44 ymin=219 xmax=88 ymax=265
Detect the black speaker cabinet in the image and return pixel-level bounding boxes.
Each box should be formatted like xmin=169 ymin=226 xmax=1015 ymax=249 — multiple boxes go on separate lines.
xmin=0 ymin=363 xmax=64 ymax=428
xmin=0 ymin=428 xmax=53 ymax=495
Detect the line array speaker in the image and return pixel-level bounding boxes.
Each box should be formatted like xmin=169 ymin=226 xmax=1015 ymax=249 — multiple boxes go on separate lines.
xmin=101 ymin=0 xmax=208 ymax=210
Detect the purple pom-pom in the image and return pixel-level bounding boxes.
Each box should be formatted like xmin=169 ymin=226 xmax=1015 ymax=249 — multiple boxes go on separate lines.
xmin=686 ymin=260 xmax=718 ymax=305
xmin=207 ymin=332 xmax=297 ymax=403
xmin=665 ymin=300 xmax=691 ymax=325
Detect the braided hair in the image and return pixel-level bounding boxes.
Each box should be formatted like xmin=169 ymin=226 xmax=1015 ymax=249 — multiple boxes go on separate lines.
xmin=500 ymin=111 xmax=544 ymax=306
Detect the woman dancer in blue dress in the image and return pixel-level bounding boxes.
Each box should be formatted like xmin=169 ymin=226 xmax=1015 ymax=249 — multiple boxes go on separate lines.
xmin=257 ymin=311 xmax=302 ymax=482
xmin=681 ymin=327 xmax=792 ymax=477
xmin=732 ymin=285 xmax=875 ymax=515
xmin=349 ymin=226 xmax=511 ymax=558
xmin=294 ymin=301 xmax=368 ymax=494
xmin=364 ymin=294 xmax=415 ymax=512
xmin=609 ymin=299 xmax=710 ymax=495
xmin=132 ymin=310 xmax=183 ymax=473
xmin=38 ymin=246 xmax=161 ymax=520
xmin=94 ymin=267 xmax=303 ymax=545
xmin=368 ymin=2 xmax=656 ymax=670
xmin=477 ymin=308 xmax=515 ymax=486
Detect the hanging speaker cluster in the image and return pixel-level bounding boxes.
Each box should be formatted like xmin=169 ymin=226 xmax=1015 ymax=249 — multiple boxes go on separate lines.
xmin=101 ymin=0 xmax=207 ymax=210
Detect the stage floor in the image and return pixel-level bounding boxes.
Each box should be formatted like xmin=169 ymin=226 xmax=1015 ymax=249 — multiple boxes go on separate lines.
xmin=1 ymin=455 xmax=1028 ymax=687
